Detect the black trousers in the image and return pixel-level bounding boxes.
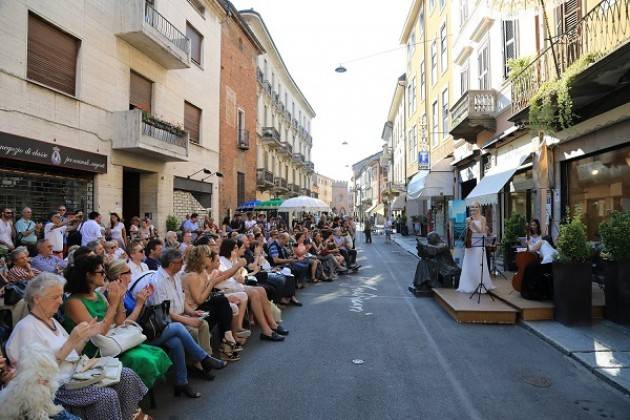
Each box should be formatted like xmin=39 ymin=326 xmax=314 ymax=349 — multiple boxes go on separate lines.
xmin=256 ymin=271 xmax=296 ymax=301
xmin=198 ymin=293 xmax=232 ymax=338
xmin=339 ymin=248 xmax=357 ymax=267
xmin=365 ymin=230 xmax=372 ymax=243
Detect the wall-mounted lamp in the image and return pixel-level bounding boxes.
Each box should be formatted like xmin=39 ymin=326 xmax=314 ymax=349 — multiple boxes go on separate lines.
xmin=187 ymin=168 xmax=212 ymax=179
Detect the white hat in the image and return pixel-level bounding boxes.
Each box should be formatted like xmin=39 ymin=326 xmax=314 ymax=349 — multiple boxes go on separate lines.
xmin=281 ymin=267 xmax=292 ymax=276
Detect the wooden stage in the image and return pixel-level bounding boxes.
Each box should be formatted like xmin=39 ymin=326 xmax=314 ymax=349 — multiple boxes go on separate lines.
xmin=433 ymin=275 xmax=606 ymax=324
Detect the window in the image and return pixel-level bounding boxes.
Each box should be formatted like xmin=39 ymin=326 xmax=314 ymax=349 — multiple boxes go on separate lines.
xmin=264 ymin=151 xmax=269 ymax=169
xmin=460 ymin=0 xmax=468 ymax=26
xmin=460 ymin=65 xmax=469 ymax=95
xmin=407 ymin=31 xmax=416 ymax=60
xmin=420 ymin=61 xmax=425 ymax=101
xmin=237 ymin=108 xmax=245 ymax=144
xmin=129 ymin=71 xmax=152 ymax=112
xmin=503 ymin=20 xmax=517 ymax=79
xmin=440 ymin=0 xmax=445 ymax=10
xmin=418 ymin=9 xmax=425 ymax=37
xmin=27 ymin=13 xmax=80 ymax=95
xmin=441 ymin=88 xmax=449 ymax=138
xmin=184 ymin=101 xmax=202 ymax=144
xmin=411 ymin=125 xmax=418 ymax=160
xmin=237 ymin=172 xmax=245 ymax=206
xmin=440 ymin=23 xmax=448 ymax=73
xmin=263 ymin=105 xmax=268 ymax=126
xmin=186 ymin=23 xmax=203 ymax=65
xmin=432 ymin=101 xmax=439 ymax=146
xmin=431 ymin=40 xmax=437 ymax=84
xmin=478 ymin=43 xmax=489 ymax=89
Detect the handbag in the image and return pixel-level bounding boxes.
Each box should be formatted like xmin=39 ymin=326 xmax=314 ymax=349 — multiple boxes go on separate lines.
xmin=137 ymin=300 xmax=171 ymax=341
xmin=3 ymin=281 xmax=27 ymax=305
xmin=65 ymin=355 xmax=122 ymax=389
xmin=90 ymin=320 xmax=146 ymax=357
xmin=124 ymin=270 xmax=156 ymax=312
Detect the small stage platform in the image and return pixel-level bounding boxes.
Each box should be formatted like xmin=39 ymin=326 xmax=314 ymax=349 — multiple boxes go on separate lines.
xmin=489 ymin=278 xmax=605 ymax=321
xmin=432 ymin=288 xmax=518 ymax=325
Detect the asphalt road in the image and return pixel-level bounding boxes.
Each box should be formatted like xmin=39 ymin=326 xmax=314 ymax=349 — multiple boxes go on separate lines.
xmin=149 ymin=235 xmax=630 ymax=420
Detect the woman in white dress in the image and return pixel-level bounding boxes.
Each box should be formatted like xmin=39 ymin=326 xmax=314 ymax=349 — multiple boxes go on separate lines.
xmin=457 ymin=201 xmax=495 ymax=293
xmin=108 ymin=213 xmax=127 ymax=249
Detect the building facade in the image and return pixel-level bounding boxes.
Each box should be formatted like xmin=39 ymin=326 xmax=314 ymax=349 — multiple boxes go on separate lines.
xmin=331 ymin=180 xmax=352 ymax=216
xmin=0 ymin=0 xmax=224 ymax=231
xmin=240 ymin=10 xmax=316 ymax=202
xmin=351 ymin=152 xmax=384 ymax=223
xmin=315 ymin=173 xmax=334 ymax=208
xmin=219 ymin=2 xmax=264 ymax=217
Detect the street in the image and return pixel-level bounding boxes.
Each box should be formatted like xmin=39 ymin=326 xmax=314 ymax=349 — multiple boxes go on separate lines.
xmin=150 ymin=235 xmax=630 ymax=420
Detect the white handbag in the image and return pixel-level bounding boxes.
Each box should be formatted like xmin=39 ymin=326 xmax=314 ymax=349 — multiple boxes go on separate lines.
xmin=90 ymin=320 xmax=146 ymax=357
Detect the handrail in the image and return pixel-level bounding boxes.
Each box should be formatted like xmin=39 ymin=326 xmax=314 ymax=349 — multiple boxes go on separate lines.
xmin=144 ymin=0 xmax=190 ymax=56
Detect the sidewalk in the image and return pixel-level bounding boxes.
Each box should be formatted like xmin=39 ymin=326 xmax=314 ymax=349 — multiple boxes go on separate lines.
xmin=523 ymin=319 xmax=630 ymax=396
xmin=391 ymin=234 xmax=420 ymax=259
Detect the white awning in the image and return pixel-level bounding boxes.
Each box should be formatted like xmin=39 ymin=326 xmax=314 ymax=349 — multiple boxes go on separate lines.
xmin=365 ymin=203 xmax=378 ymax=213
xmin=406 ymin=170 xmax=453 ymax=200
xmin=391 ymin=194 xmax=406 ymax=210
xmin=465 ymin=153 xmax=532 ymax=206
xmin=368 ymin=203 xmax=385 ymax=216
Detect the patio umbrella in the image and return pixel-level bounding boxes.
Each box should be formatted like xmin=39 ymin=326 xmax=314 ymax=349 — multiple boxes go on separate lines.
xmin=279 ymin=196 xmax=331 ymax=212
xmin=256 ymin=198 xmax=284 ymax=210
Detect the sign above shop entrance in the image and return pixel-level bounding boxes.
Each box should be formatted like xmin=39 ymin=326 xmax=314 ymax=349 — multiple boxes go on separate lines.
xmin=0 ymin=132 xmax=107 ymax=173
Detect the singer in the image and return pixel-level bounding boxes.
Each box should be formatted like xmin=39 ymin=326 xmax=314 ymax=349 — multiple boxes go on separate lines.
xmin=457 ymin=201 xmax=495 ymax=294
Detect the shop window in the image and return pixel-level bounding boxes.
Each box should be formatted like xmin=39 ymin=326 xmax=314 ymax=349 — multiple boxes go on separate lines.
xmin=567 ymin=146 xmax=630 ymax=239
xmin=506 ymin=169 xmax=536 ymax=223
xmin=27 ymin=12 xmax=80 ymax=95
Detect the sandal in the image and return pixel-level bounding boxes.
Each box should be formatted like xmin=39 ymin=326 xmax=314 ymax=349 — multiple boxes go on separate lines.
xmin=133 ymin=409 xmax=153 ymax=420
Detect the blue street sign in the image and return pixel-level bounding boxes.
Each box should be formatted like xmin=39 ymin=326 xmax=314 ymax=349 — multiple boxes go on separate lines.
xmin=418 ymin=151 xmax=429 ymax=167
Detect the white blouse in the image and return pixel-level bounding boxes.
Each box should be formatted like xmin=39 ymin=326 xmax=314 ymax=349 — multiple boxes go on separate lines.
xmin=6 ymin=314 xmax=80 ymax=383
xmin=217 ymin=256 xmax=245 ymax=292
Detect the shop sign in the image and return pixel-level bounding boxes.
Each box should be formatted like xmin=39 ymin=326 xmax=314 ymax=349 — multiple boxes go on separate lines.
xmin=418 ymin=151 xmax=430 ymax=169
xmin=0 ymin=132 xmax=107 ymax=173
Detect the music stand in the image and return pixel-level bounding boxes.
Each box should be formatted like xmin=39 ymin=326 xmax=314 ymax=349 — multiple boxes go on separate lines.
xmin=487 ymin=235 xmax=507 ymax=280
xmin=469 ymin=235 xmax=495 ymax=304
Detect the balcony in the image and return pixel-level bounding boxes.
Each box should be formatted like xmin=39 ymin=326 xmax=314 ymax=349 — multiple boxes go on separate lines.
xmin=509 ymin=0 xmax=630 ymax=126
xmin=279 ymin=141 xmax=293 ymax=156
xmin=292 ymin=152 xmax=305 ymax=166
xmin=300 ymin=188 xmax=310 ymax=196
xmin=449 ymin=90 xmax=497 ymax=143
xmin=256 ymin=168 xmax=274 ymax=189
xmin=290 ymin=184 xmax=301 ymax=194
xmin=256 ymin=68 xmax=264 ymax=84
xmin=262 ymin=81 xmax=272 ymax=96
xmin=113 ymin=109 xmax=188 ymax=161
xmin=273 ymin=177 xmax=288 ymax=192
xmin=272 ymin=93 xmax=280 ymax=107
xmin=116 ymin=0 xmax=190 ymax=69
xmin=237 ymin=129 xmax=250 ymax=150
xmin=261 ymin=127 xmax=281 ymax=148
xmin=304 ymin=161 xmax=315 ymax=172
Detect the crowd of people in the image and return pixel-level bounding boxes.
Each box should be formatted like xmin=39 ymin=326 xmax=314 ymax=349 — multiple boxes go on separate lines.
xmin=0 ymin=206 xmax=360 ymax=419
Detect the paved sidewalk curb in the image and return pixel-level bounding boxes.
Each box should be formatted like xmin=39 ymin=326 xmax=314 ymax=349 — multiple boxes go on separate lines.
xmin=392 ymin=235 xmax=420 ymax=259
xmin=520 ymin=321 xmax=630 ymax=397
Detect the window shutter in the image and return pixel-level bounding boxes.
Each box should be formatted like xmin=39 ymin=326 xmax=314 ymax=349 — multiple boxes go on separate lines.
xmin=129 ymin=71 xmax=152 ymax=113
xmin=27 ymin=13 xmax=79 ymax=95
xmin=186 ymin=23 xmax=202 ymax=65
xmin=184 ymin=101 xmax=201 ymax=144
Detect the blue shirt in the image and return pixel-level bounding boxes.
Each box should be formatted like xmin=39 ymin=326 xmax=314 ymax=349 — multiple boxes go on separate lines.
xmin=182 ymin=219 xmax=199 ymax=232
xmin=268 ymin=241 xmax=287 ymax=265
xmin=31 ymin=254 xmax=66 ymax=273
xmin=15 ymin=218 xmax=37 ymax=245
xmin=145 ymin=257 xmax=160 ymax=271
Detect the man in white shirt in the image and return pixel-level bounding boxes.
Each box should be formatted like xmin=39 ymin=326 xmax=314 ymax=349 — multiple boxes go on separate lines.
xmin=44 ymin=212 xmax=67 ymax=255
xmin=0 ymin=208 xmax=15 ymax=252
xmin=80 ymin=211 xmax=103 ymax=246
xmin=149 ymin=248 xmax=213 ymax=355
xmin=244 ymin=212 xmax=257 ymax=232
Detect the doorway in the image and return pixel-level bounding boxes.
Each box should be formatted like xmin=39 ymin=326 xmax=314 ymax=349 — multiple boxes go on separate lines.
xmin=123 ymin=169 xmax=140 ymax=227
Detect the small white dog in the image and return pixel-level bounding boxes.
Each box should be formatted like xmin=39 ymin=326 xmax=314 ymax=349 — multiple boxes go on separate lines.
xmin=0 ymin=343 xmax=64 ymax=420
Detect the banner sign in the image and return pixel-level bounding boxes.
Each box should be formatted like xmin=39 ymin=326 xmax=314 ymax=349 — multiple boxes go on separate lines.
xmin=418 ymin=151 xmax=429 ymax=169
xmin=0 ymin=132 xmax=107 ymax=173
xmin=449 ymin=199 xmax=467 ymax=267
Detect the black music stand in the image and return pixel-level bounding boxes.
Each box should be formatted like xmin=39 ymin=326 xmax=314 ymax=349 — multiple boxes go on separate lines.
xmin=469 ymin=235 xmax=495 ymax=304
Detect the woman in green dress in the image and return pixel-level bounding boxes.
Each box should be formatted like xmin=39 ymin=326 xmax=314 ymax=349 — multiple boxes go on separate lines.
xmin=63 ymin=254 xmax=171 ymax=388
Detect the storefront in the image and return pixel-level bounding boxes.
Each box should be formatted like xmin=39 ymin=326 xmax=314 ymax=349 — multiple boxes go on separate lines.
xmin=0 ymin=132 xmax=107 ymax=221
xmin=562 ymin=144 xmax=630 ymax=239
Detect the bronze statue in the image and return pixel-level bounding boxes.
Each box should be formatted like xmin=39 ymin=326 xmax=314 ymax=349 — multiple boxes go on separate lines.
xmin=409 ymin=232 xmax=461 ymax=296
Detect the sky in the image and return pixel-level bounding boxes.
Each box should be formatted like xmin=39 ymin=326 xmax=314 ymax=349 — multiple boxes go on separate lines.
xmin=233 ymin=0 xmax=409 ymax=182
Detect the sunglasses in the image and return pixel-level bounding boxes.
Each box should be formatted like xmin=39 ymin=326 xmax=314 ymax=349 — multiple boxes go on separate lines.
xmin=120 ymin=270 xmax=131 ymax=276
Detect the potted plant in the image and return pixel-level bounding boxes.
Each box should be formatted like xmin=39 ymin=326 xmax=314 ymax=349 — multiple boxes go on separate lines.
xmin=500 ymin=214 xmax=526 ymax=271
xmin=553 ymin=211 xmax=593 ymax=325
xmin=599 ymin=211 xmax=630 ymax=324
xmin=165 ymin=215 xmax=179 ymax=233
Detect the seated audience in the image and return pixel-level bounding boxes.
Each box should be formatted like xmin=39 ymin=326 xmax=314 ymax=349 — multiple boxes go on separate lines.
xmin=144 ymin=239 xmax=163 ymax=271
xmin=5 ymin=246 xmax=40 ymax=282
xmin=128 ymin=240 xmax=149 ymax=277
xmin=31 ymin=239 xmax=66 ymax=274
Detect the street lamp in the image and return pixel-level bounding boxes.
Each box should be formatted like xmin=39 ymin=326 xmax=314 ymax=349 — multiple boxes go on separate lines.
xmin=335 ymin=64 xmax=347 ymax=73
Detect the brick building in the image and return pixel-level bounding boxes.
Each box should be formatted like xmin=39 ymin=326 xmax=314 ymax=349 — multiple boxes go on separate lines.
xmin=218 ymin=1 xmax=264 ymax=218
xmin=331 ymin=180 xmax=351 ymax=216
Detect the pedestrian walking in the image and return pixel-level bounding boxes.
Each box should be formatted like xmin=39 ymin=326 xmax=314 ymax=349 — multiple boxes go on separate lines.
xmin=363 ymin=218 xmax=372 ymax=244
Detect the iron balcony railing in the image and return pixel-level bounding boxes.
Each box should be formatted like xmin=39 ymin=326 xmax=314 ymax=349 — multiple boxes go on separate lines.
xmin=256 ymin=68 xmax=264 ymax=84
xmin=304 ymin=161 xmax=315 ymax=172
xmin=274 ymin=177 xmax=288 ymax=190
xmin=142 ymin=114 xmax=188 ymax=148
xmin=237 ymin=129 xmax=250 ymax=149
xmin=291 ymin=119 xmax=298 ymax=129
xmin=280 ymin=141 xmax=293 ymax=155
xmin=256 ymin=168 xmax=273 ymax=185
xmin=144 ymin=0 xmax=190 ymax=57
xmin=262 ymin=81 xmax=272 ymax=95
xmin=511 ymin=0 xmax=630 ymax=116
xmin=292 ymin=152 xmax=305 ymax=163
xmin=290 ymin=184 xmax=300 ymax=193
xmin=261 ymin=126 xmax=280 ymax=141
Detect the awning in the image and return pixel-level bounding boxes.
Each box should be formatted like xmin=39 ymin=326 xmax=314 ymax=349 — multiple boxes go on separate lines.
xmin=406 ymin=170 xmax=453 ymax=200
xmin=365 ymin=203 xmax=378 ymax=214
xmin=465 ymin=153 xmax=532 ymax=206
xmin=391 ymin=194 xmax=406 ymax=210
xmin=368 ymin=203 xmax=384 ymax=216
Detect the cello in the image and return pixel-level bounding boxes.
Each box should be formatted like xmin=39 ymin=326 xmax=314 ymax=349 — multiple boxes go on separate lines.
xmin=512 ymin=249 xmax=540 ymax=292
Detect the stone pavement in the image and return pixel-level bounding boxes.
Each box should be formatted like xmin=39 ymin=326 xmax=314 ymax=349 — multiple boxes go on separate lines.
xmin=391 ymin=233 xmax=420 ymax=258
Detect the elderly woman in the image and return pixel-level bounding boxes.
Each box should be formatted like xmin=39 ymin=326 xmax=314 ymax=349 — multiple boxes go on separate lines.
xmin=164 ymin=231 xmax=180 ymax=249
xmin=104 ymin=240 xmax=126 ymax=262
xmin=62 ymin=255 xmax=171 ymax=388
xmin=5 ymin=246 xmax=40 ymax=282
xmin=182 ymin=245 xmax=247 ymax=360
xmin=5 ymin=273 xmax=148 ymax=420
xmin=127 ymin=240 xmax=149 ymax=278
